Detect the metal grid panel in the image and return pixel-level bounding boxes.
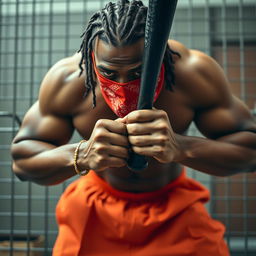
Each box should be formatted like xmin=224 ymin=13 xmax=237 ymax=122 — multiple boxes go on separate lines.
xmin=0 ymin=0 xmax=255 ymax=255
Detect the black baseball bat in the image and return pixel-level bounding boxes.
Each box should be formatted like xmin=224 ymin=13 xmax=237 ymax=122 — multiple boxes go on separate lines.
xmin=127 ymin=0 xmax=178 ymax=171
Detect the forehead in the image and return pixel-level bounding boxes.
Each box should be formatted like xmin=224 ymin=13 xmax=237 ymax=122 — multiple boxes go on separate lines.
xmin=94 ymin=37 xmax=144 ymax=64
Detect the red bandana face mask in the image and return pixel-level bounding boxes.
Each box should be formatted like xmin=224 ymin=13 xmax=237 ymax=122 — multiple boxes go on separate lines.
xmin=92 ymin=52 xmax=165 ymax=117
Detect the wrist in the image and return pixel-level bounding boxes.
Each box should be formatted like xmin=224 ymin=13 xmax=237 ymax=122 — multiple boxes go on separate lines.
xmin=172 ymin=133 xmax=191 ymax=163
xmin=73 ymin=140 xmax=90 ymax=176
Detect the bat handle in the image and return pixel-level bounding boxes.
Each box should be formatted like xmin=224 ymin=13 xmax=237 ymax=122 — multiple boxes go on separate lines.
xmin=127 ymin=151 xmax=148 ymax=171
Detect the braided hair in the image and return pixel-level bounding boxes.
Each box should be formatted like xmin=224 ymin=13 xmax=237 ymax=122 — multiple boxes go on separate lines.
xmin=78 ymin=0 xmax=180 ymax=107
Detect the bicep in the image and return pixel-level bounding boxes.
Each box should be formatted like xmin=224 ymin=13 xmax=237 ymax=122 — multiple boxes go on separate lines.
xmin=194 ymin=95 xmax=256 ymax=139
xmin=184 ymin=50 xmax=255 ymax=139
xmin=13 ymin=101 xmax=74 ymax=146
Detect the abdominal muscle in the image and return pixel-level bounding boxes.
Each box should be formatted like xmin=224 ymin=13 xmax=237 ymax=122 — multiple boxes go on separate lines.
xmin=97 ymin=160 xmax=183 ymax=193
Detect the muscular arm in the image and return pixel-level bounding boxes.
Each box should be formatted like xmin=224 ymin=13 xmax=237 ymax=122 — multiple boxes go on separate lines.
xmin=175 ymin=49 xmax=256 ymax=175
xmin=177 ymin=124 xmax=256 ymax=176
xmin=11 ymin=101 xmax=78 ymax=185
xmin=11 ymin=55 xmax=84 ymax=185
xmin=125 ymin=44 xmax=256 ymax=176
xmin=11 ymin=54 xmax=129 ymax=185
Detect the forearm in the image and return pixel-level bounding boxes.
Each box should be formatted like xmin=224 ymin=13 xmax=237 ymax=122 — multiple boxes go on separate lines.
xmin=176 ymin=131 xmax=256 ymax=176
xmin=11 ymin=140 xmax=79 ymax=185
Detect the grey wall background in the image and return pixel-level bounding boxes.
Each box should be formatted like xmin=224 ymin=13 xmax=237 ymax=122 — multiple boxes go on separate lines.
xmin=0 ymin=0 xmax=255 ymax=255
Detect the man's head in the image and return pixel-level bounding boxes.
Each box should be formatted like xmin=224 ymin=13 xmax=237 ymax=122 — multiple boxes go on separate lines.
xmin=93 ymin=37 xmax=144 ymax=83
xmin=78 ymin=0 xmax=178 ymax=107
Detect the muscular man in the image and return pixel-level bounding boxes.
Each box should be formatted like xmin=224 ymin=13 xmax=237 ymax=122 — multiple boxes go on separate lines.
xmin=11 ymin=1 xmax=256 ymax=255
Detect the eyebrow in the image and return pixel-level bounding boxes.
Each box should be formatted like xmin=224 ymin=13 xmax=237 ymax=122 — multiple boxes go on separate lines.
xmin=97 ymin=64 xmax=142 ymax=72
xmin=97 ymin=65 xmax=117 ymax=73
xmin=130 ymin=65 xmax=142 ymax=72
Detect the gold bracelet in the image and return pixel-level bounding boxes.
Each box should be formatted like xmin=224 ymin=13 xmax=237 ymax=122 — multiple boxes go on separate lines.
xmin=73 ymin=139 xmax=90 ymax=176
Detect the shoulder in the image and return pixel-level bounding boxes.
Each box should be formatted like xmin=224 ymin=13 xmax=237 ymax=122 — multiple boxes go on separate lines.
xmin=167 ymin=39 xmax=232 ymax=109
xmin=39 ymin=52 xmax=87 ymax=116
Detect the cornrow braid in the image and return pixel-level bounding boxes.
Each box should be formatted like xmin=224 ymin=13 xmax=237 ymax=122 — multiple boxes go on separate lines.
xmin=78 ymin=0 xmax=180 ymax=108
xmin=107 ymin=2 xmax=117 ymax=36
xmin=117 ymin=0 xmax=129 ymax=23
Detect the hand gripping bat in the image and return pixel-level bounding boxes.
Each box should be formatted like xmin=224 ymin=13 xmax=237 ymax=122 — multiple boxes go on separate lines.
xmin=127 ymin=0 xmax=178 ymax=171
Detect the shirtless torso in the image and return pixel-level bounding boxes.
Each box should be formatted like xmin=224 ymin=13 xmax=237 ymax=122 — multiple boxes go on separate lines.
xmin=11 ymin=39 xmax=256 ymax=191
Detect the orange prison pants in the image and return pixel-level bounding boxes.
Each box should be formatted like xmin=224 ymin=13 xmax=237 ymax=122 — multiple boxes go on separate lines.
xmin=53 ymin=170 xmax=230 ymax=256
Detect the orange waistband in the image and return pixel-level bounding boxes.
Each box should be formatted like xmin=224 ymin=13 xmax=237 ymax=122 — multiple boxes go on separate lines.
xmin=87 ymin=169 xmax=186 ymax=201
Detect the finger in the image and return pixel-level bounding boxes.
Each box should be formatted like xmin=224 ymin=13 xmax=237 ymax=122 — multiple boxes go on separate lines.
xmin=132 ymin=145 xmax=164 ymax=156
xmin=92 ymin=143 xmax=129 ymax=158
xmin=93 ymin=129 xmax=129 ymax=147
xmin=126 ymin=123 xmax=152 ymax=135
xmin=107 ymin=133 xmax=129 ymax=147
xmin=115 ymin=117 xmax=126 ymax=124
xmin=90 ymin=156 xmax=126 ymax=171
xmin=125 ymin=110 xmax=156 ymax=123
xmin=129 ymin=134 xmax=167 ymax=146
xmin=126 ymin=119 xmax=169 ymax=135
xmin=125 ymin=109 xmax=166 ymax=124
xmin=107 ymin=145 xmax=129 ymax=158
xmin=133 ymin=145 xmax=164 ymax=156
xmin=95 ymin=119 xmax=127 ymax=135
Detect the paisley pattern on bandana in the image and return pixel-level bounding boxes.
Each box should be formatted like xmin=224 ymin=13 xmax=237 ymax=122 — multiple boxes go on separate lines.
xmin=92 ymin=52 xmax=165 ymax=117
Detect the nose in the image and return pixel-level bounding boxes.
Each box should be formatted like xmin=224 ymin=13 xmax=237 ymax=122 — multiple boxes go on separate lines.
xmin=116 ymin=76 xmax=129 ymax=83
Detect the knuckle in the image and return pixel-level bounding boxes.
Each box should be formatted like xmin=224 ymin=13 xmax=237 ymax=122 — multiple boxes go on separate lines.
xmin=94 ymin=129 xmax=107 ymax=141
xmin=95 ymin=144 xmax=107 ymax=154
xmin=135 ymin=111 xmax=143 ymax=119
xmin=130 ymin=136 xmax=140 ymax=146
xmin=127 ymin=124 xmax=137 ymax=134
xmin=158 ymin=135 xmax=168 ymax=144
xmin=135 ymin=137 xmax=142 ymax=146
xmin=129 ymin=110 xmax=142 ymax=121
xmin=154 ymin=145 xmax=164 ymax=154
xmin=157 ymin=110 xmax=168 ymax=118
xmin=94 ymin=134 xmax=104 ymax=142
xmin=133 ymin=146 xmax=142 ymax=154
xmin=95 ymin=119 xmax=107 ymax=128
xmin=97 ymin=155 xmax=106 ymax=166
xmin=156 ymin=122 xmax=169 ymax=132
